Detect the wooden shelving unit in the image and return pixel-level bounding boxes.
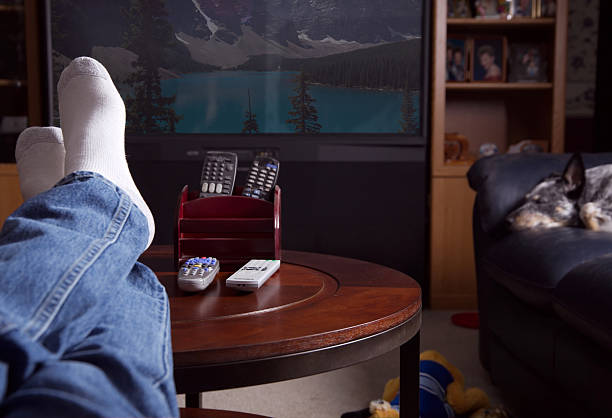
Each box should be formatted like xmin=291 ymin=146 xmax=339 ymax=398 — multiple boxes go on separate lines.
xmin=448 ymin=17 xmax=555 ymax=27
xmin=446 ymin=82 xmax=553 ymax=90
xmin=0 ymin=79 xmax=26 ymax=87
xmin=0 ymin=4 xmax=24 ymax=12
xmin=429 ymin=0 xmax=568 ymax=308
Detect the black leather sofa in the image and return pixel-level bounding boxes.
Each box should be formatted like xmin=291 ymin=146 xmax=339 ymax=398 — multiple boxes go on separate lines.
xmin=467 ymin=153 xmax=612 ymax=418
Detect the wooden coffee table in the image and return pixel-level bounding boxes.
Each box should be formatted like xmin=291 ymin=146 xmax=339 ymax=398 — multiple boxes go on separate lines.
xmin=142 ymin=247 xmax=422 ymax=418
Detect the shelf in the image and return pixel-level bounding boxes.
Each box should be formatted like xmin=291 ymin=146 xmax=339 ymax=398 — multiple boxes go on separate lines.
xmin=0 ymin=4 xmax=24 ymax=12
xmin=433 ymin=163 xmax=473 ymax=178
xmin=447 ymin=17 xmax=555 ymax=27
xmin=0 ymin=79 xmax=26 ymax=87
xmin=446 ymin=82 xmax=553 ymax=91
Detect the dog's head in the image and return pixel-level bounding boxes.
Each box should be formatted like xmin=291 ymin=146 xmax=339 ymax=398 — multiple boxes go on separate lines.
xmin=506 ymin=153 xmax=585 ymax=231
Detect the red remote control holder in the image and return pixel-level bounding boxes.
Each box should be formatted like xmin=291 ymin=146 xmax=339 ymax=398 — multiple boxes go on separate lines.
xmin=174 ymin=185 xmax=281 ymax=271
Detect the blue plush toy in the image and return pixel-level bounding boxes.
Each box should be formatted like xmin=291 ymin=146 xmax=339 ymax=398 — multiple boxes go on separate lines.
xmin=367 ymin=350 xmax=490 ymax=418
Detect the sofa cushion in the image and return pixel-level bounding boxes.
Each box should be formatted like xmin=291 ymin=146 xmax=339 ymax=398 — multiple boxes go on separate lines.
xmin=467 ymin=153 xmax=612 ymax=234
xmin=554 ymin=327 xmax=612 ymax=418
xmin=554 ymin=255 xmax=612 ymax=350
xmin=483 ymin=227 xmax=612 ymax=310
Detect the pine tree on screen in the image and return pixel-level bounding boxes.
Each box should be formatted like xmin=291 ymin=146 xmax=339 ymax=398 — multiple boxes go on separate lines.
xmin=286 ymin=70 xmax=322 ymax=134
xmin=399 ymin=83 xmax=420 ymax=135
xmin=242 ymin=89 xmax=260 ymax=134
xmin=122 ymin=0 xmax=182 ymax=133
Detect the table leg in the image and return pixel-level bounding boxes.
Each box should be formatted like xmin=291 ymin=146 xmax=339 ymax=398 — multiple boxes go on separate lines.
xmin=186 ymin=393 xmax=200 ymax=408
xmin=400 ymin=331 xmax=420 ymax=418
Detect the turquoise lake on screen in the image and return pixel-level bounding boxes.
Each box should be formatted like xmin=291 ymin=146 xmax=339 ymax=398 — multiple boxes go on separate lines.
xmin=161 ymin=71 xmax=419 ymax=134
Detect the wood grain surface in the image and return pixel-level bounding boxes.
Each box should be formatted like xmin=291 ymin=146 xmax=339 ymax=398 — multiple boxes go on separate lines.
xmin=142 ymin=247 xmax=421 ymax=368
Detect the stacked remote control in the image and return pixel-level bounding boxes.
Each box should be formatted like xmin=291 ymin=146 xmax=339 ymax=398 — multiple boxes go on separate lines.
xmin=226 ymin=259 xmax=281 ymax=291
xmin=242 ymin=156 xmax=279 ymax=201
xmin=199 ymin=151 xmax=238 ymax=198
xmin=177 ymin=257 xmax=220 ymax=292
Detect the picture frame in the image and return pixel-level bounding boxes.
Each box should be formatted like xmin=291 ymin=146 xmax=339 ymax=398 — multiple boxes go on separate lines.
xmin=447 ymin=0 xmax=472 ymax=18
xmin=508 ymin=43 xmax=548 ymax=82
xmin=446 ymin=36 xmax=469 ymax=82
xmin=511 ymin=0 xmax=536 ymax=18
xmin=538 ymin=0 xmax=556 ymax=17
xmin=474 ymin=0 xmax=510 ymax=19
xmin=471 ymin=37 xmax=507 ymax=82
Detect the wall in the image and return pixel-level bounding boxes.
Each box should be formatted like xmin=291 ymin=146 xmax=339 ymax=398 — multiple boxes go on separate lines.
xmin=565 ymin=0 xmax=599 ymax=152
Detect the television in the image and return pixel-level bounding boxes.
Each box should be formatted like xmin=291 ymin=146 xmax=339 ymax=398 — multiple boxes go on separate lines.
xmin=42 ymin=0 xmax=431 ymax=298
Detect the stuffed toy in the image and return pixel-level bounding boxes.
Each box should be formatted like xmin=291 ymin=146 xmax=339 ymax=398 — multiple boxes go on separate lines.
xmin=368 ymin=350 xmax=491 ymax=418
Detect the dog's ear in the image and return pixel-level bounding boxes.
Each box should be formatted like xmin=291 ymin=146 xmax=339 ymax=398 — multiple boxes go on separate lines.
xmin=563 ymin=153 xmax=585 ymax=199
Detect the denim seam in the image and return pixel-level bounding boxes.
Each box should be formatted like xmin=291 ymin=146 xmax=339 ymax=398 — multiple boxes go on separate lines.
xmin=153 ymin=296 xmax=171 ymax=388
xmin=23 ymin=194 xmax=133 ymax=341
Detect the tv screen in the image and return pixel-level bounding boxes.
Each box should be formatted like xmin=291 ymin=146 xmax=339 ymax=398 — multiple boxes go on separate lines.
xmin=48 ymin=0 xmax=425 ymax=137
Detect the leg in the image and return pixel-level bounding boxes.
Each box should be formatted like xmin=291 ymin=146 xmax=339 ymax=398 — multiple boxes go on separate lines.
xmin=0 ymin=57 xmax=176 ymax=417
xmin=0 ymin=174 xmax=177 ymax=417
xmin=400 ymin=331 xmax=420 ymax=418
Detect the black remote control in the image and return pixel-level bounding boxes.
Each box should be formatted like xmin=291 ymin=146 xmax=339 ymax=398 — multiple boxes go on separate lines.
xmin=242 ymin=156 xmax=279 ymax=201
xmin=199 ymin=151 xmax=238 ymax=197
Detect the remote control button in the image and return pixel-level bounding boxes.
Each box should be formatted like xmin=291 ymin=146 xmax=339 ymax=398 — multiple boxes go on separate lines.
xmin=209 ymin=182 xmax=216 ymax=191
xmin=266 ymin=163 xmax=278 ymax=170
xmin=201 ymin=182 xmax=208 ymax=193
xmin=215 ymin=183 xmax=223 ymax=193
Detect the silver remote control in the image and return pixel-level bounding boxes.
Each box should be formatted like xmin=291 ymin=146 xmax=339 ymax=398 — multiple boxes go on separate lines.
xmin=226 ymin=259 xmax=281 ymax=291
xmin=177 ymin=257 xmax=220 ymax=292
xmin=199 ymin=151 xmax=238 ymax=198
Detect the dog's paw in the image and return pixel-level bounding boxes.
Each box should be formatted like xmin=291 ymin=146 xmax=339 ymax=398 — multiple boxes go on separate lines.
xmin=580 ymin=202 xmax=612 ymax=231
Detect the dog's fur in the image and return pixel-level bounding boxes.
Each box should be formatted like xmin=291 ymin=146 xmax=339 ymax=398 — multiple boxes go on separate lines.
xmin=506 ymin=154 xmax=612 ymax=231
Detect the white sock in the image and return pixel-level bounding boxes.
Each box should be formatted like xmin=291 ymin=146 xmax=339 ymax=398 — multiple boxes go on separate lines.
xmin=15 ymin=126 xmax=66 ymax=200
xmin=57 ymin=56 xmax=155 ymax=248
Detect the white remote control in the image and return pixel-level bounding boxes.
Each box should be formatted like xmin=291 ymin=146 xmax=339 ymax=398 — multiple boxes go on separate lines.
xmin=226 ymin=259 xmax=281 ymax=291
xmin=177 ymin=257 xmax=220 ymax=292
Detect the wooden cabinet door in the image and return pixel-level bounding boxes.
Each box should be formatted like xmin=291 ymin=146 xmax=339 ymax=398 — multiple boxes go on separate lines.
xmin=430 ymin=176 xmax=477 ymax=309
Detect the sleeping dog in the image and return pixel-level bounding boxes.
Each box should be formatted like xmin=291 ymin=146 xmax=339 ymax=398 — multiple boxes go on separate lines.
xmin=506 ymin=153 xmax=612 ymax=231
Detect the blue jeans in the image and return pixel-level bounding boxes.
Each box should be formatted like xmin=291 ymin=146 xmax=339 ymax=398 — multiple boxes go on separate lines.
xmin=0 ymin=172 xmax=178 ymax=417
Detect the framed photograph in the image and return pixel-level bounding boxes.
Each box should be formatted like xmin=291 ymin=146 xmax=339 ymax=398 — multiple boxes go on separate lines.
xmin=448 ymin=0 xmax=472 ymax=17
xmin=471 ymin=37 xmax=507 ymax=82
xmin=508 ymin=44 xmax=548 ymax=82
xmin=474 ymin=0 xmax=510 ymax=19
xmin=539 ymin=0 xmax=556 ymax=17
xmin=446 ymin=37 xmax=469 ymax=82
xmin=512 ymin=0 xmax=536 ymax=18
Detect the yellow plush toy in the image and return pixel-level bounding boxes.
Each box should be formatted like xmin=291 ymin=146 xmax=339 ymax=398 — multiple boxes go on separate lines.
xmin=368 ymin=350 xmax=490 ymax=418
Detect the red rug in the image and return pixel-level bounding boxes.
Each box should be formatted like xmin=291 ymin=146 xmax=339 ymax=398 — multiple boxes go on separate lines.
xmin=451 ymin=312 xmax=479 ymax=329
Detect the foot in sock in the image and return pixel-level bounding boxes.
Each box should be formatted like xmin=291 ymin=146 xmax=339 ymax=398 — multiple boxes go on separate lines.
xmin=57 ymin=56 xmax=155 ymax=248
xmin=15 ymin=126 xmax=66 ymax=201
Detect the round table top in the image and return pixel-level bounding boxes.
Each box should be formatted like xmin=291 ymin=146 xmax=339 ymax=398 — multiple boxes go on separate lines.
xmin=154 ymin=250 xmax=421 ymax=366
